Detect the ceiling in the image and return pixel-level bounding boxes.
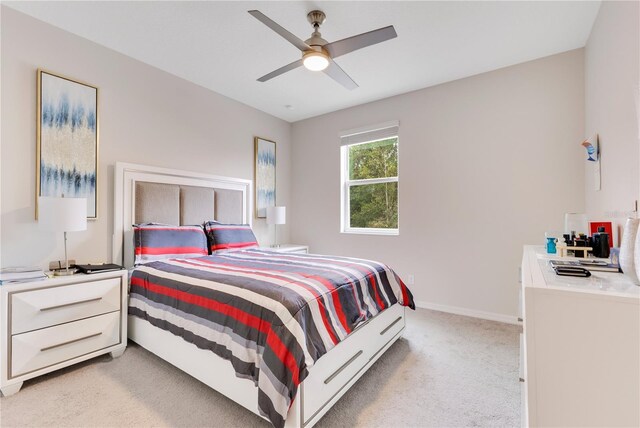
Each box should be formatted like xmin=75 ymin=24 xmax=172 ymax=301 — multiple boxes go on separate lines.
xmin=5 ymin=1 xmax=601 ymax=122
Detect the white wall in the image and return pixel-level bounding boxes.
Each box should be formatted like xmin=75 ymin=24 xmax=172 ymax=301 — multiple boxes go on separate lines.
xmin=1 ymin=5 xmax=598 ymax=323
xmin=0 ymin=7 xmax=291 ymax=269
xmin=585 ymin=0 xmax=640 ymax=237
xmin=290 ymin=50 xmax=585 ymax=320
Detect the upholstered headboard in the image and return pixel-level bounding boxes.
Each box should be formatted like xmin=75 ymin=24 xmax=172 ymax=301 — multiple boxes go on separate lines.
xmin=133 ymin=181 xmax=244 ymax=225
xmin=113 ymin=162 xmax=252 ymax=268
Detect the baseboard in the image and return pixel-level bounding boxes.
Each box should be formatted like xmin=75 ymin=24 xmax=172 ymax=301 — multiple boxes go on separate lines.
xmin=413 ymin=300 xmax=519 ymax=325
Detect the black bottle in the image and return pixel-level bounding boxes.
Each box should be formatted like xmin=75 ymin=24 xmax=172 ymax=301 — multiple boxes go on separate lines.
xmin=592 ymin=227 xmax=610 ymax=258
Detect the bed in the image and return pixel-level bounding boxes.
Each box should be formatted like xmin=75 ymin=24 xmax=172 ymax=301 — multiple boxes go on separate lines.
xmin=112 ymin=162 xmax=414 ymax=428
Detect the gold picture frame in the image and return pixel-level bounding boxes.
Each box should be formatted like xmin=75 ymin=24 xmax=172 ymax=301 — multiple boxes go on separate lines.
xmin=36 ymin=69 xmax=99 ymax=220
xmin=254 ymin=136 xmax=276 ymax=218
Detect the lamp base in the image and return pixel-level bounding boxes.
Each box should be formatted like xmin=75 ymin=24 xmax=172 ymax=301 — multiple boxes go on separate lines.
xmin=54 ymin=268 xmax=77 ymax=276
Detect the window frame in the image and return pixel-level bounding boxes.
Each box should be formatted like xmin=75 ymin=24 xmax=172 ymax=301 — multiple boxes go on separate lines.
xmin=340 ymin=136 xmax=399 ymax=236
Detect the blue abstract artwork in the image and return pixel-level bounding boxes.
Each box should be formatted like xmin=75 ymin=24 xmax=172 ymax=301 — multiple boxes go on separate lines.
xmin=255 ymin=137 xmax=276 ymax=218
xmin=38 ymin=71 xmax=98 ymax=218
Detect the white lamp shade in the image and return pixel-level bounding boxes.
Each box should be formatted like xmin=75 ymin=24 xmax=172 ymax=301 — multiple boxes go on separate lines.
xmin=38 ymin=197 xmax=87 ymax=232
xmin=266 ymin=206 xmax=286 ymax=225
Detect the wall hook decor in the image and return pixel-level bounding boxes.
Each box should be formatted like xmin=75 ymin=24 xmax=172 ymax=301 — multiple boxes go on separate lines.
xmin=581 ymin=134 xmax=599 ymax=161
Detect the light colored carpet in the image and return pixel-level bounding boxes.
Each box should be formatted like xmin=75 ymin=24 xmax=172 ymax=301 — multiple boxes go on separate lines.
xmin=0 ymin=309 xmax=521 ymax=427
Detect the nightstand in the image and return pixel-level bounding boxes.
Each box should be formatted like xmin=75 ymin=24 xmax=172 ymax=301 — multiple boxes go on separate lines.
xmin=0 ymin=270 xmax=128 ymax=396
xmin=267 ymin=244 xmax=309 ymax=254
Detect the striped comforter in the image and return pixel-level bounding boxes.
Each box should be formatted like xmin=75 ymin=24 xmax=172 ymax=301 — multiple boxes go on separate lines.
xmin=129 ymin=249 xmax=414 ymax=428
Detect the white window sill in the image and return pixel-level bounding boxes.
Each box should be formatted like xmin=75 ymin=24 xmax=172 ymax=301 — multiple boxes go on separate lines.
xmin=341 ymin=228 xmax=399 ymax=236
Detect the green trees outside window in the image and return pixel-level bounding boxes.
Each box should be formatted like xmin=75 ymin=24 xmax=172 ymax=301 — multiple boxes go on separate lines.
xmin=346 ymin=138 xmax=398 ymax=230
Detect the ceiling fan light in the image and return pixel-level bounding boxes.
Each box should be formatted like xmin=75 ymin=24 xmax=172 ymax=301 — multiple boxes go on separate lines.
xmin=303 ymin=51 xmax=329 ymax=71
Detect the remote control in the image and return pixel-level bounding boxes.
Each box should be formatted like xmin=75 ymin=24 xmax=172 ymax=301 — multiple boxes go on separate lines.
xmin=554 ymin=266 xmax=591 ymax=277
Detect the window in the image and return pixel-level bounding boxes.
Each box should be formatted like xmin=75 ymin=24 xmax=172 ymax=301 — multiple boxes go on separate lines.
xmin=340 ymin=122 xmax=399 ymax=235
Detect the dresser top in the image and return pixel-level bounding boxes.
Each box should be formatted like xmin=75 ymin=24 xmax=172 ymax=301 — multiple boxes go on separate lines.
xmin=522 ymin=245 xmax=640 ymax=300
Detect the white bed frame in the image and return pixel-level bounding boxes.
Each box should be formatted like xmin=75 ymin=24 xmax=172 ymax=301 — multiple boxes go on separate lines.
xmin=113 ymin=162 xmax=407 ymax=427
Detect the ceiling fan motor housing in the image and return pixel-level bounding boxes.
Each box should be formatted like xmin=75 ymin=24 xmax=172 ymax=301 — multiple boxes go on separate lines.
xmin=305 ymin=10 xmax=328 ymax=48
xmin=307 ymin=10 xmax=326 ymax=28
xmin=302 ymin=10 xmax=329 ymax=74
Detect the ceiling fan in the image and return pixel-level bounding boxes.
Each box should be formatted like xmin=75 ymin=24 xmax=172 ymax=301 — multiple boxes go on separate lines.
xmin=248 ymin=10 xmax=397 ymax=90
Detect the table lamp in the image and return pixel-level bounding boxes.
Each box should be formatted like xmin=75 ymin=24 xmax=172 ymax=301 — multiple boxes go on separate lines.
xmin=38 ymin=196 xmax=87 ymax=275
xmin=266 ymin=206 xmax=286 ymax=248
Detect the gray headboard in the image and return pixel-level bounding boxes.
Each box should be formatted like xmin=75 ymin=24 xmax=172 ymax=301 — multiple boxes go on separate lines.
xmin=113 ymin=162 xmax=252 ymax=268
xmin=134 ymin=181 xmax=243 ymax=225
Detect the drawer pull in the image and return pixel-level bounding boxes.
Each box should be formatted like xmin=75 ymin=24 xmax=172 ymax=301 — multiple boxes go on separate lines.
xmin=519 ymin=377 xmax=525 ymax=383
xmin=40 ymin=297 xmax=103 ymax=312
xmin=380 ymin=317 xmax=402 ymax=336
xmin=517 ymin=317 xmax=523 ymax=322
xmin=40 ymin=332 xmax=102 ymax=352
xmin=324 ymin=350 xmax=363 ymax=385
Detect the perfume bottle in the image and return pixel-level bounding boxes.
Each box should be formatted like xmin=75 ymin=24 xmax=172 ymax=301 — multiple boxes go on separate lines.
xmin=592 ymin=227 xmax=610 ymax=258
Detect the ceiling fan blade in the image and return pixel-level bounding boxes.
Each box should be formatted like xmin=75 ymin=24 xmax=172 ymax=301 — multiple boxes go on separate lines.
xmin=323 ymin=59 xmax=358 ymax=90
xmin=248 ymin=10 xmax=311 ymax=52
xmin=257 ymin=59 xmax=304 ymax=82
xmin=325 ymin=25 xmax=397 ymax=58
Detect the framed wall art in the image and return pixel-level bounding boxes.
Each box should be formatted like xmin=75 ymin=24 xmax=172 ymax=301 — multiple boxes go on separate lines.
xmin=36 ymin=69 xmax=98 ymax=219
xmin=254 ymin=137 xmax=276 ymax=218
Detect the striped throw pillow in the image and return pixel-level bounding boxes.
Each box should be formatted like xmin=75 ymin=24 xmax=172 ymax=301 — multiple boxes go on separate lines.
xmin=204 ymin=221 xmax=259 ymax=253
xmin=133 ymin=223 xmax=208 ymax=265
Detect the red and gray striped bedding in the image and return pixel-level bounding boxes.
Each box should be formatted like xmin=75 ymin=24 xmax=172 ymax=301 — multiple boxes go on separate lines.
xmin=133 ymin=224 xmax=208 ymax=264
xmin=204 ymin=221 xmax=260 ymax=253
xmin=129 ymin=249 xmax=414 ymax=428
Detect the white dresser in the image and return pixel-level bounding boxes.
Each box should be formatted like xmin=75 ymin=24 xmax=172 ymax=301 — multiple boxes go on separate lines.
xmin=0 ymin=270 xmax=128 ymax=396
xmin=520 ymin=245 xmax=640 ymax=427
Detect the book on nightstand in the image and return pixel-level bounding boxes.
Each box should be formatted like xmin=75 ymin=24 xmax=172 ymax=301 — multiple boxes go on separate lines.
xmin=73 ymin=263 xmax=124 ymax=274
xmin=0 ymin=267 xmax=47 ymax=284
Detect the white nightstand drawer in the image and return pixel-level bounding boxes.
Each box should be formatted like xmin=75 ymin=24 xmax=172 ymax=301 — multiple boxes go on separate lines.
xmin=11 ymin=277 xmax=121 ymax=335
xmin=11 ymin=311 xmax=120 ymax=378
